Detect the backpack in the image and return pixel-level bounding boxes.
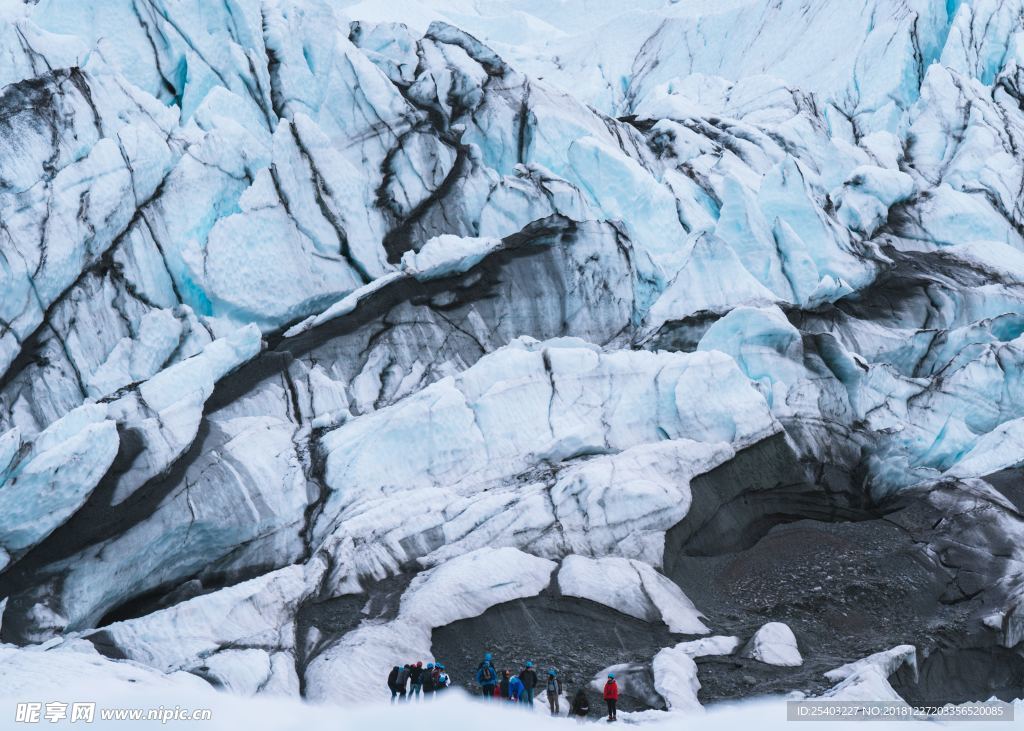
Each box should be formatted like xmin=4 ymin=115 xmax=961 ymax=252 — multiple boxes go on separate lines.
xmin=480 ymin=664 xmax=495 ymax=683
xmin=547 ymin=677 xmax=559 ymax=692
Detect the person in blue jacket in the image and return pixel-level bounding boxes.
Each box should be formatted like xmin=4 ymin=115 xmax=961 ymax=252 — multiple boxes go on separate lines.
xmin=475 ymin=652 xmax=499 ymax=699
xmin=508 ymin=673 xmax=526 ymax=702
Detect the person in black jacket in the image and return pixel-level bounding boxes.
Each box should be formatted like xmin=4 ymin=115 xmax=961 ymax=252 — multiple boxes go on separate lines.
xmin=395 ymin=664 xmax=411 ymax=701
xmin=387 ymin=666 xmax=401 ymax=703
xmin=570 ymin=688 xmax=590 ymax=721
xmin=519 ymin=661 xmax=538 ymax=706
xmin=422 ymin=663 xmax=436 ymax=698
xmin=409 ymin=661 xmax=424 ymax=700
xmin=499 ymin=670 xmax=511 ymax=699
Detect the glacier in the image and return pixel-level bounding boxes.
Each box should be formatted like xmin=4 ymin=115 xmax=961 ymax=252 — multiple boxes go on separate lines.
xmin=0 ymin=0 xmax=1022 ymax=723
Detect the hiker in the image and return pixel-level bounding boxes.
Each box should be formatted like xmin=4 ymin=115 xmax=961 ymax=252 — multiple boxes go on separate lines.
xmin=476 ymin=652 xmax=499 ymax=698
xmin=603 ymin=673 xmax=619 ymax=722
xmin=409 ymin=661 xmax=424 ymax=699
xmin=570 ymin=688 xmax=591 ymax=721
xmin=396 ymin=664 xmax=411 ymax=701
xmin=499 ymin=670 xmax=511 ymax=700
xmin=422 ymin=663 xmax=436 ymax=697
xmin=520 ymin=660 xmax=538 ymax=705
xmin=434 ymin=664 xmax=451 ymax=693
xmin=387 ymin=665 xmax=401 ymax=703
xmin=508 ymin=673 xmax=525 ymax=702
xmin=545 ymin=668 xmax=562 ymax=715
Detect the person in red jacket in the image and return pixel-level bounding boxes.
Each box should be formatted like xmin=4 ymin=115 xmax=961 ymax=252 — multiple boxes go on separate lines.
xmin=602 ymin=673 xmax=619 ymax=722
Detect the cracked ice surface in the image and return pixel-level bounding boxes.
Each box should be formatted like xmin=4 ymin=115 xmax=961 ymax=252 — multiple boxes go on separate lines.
xmin=312 ymin=337 xmax=778 ymax=589
xmin=80 ymin=559 xmax=327 ymax=697
xmin=0 ymin=405 xmax=118 ymax=569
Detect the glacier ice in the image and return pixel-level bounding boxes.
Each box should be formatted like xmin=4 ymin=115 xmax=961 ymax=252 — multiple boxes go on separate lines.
xmin=310 ymin=338 xmax=777 ymax=589
xmin=648 ymin=635 xmax=741 ymax=713
xmin=824 ymin=645 xmax=918 ymax=685
xmin=817 ymin=646 xmax=919 ymax=705
xmin=0 ymin=405 xmax=118 ymax=568
xmin=0 ymin=0 xmax=1023 ymax=721
xmin=740 ymin=622 xmax=802 ymax=667
xmin=81 ymin=559 xmax=326 ymax=697
xmin=557 ymin=556 xmax=708 ymax=635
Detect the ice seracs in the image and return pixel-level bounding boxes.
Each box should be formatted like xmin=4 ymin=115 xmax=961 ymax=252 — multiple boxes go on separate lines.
xmin=1 ymin=0 xmax=1024 ymax=720
xmin=81 ymin=559 xmax=327 ymax=697
xmin=311 ymin=337 xmax=778 ymax=589
xmin=0 ymin=406 xmax=118 ymax=570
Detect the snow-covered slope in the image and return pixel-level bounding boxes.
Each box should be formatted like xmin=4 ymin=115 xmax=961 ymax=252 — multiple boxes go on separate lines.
xmin=1 ymin=0 xmax=1023 ymax=720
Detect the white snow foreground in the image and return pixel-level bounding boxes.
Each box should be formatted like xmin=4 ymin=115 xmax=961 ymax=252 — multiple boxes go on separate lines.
xmin=0 ymin=643 xmax=946 ymax=731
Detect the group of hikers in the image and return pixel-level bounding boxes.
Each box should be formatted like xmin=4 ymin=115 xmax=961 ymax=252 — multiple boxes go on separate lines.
xmin=387 ymin=662 xmax=451 ymax=700
xmin=387 ymin=652 xmax=621 ymax=722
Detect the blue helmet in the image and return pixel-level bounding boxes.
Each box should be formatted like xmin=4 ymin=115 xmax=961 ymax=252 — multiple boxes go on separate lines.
xmin=426 ymin=663 xmax=434 ymax=669
xmin=484 ymin=652 xmax=492 ymax=662
xmin=548 ymin=667 xmax=557 ymax=675
xmin=525 ymin=661 xmax=533 ymax=668
xmin=437 ymin=663 xmax=445 ymax=670
xmin=607 ymin=673 xmax=615 ymax=679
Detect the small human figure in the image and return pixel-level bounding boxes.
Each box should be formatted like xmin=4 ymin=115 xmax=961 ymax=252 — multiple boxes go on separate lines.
xmin=520 ymin=660 xmax=538 ymax=706
xmin=476 ymin=652 xmax=499 ymax=699
xmin=434 ymin=664 xmax=451 ymax=693
xmin=571 ymin=688 xmax=591 ymax=721
xmin=396 ymin=664 xmax=411 ymax=701
xmin=499 ymin=670 xmax=511 ymax=700
xmin=422 ymin=663 xmax=436 ymax=698
xmin=508 ymin=673 xmax=525 ymax=702
xmin=387 ymin=665 xmax=401 ymax=703
xmin=545 ymin=668 xmax=562 ymax=715
xmin=603 ymin=673 xmax=619 ymax=722
xmin=409 ymin=661 xmax=424 ymax=700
